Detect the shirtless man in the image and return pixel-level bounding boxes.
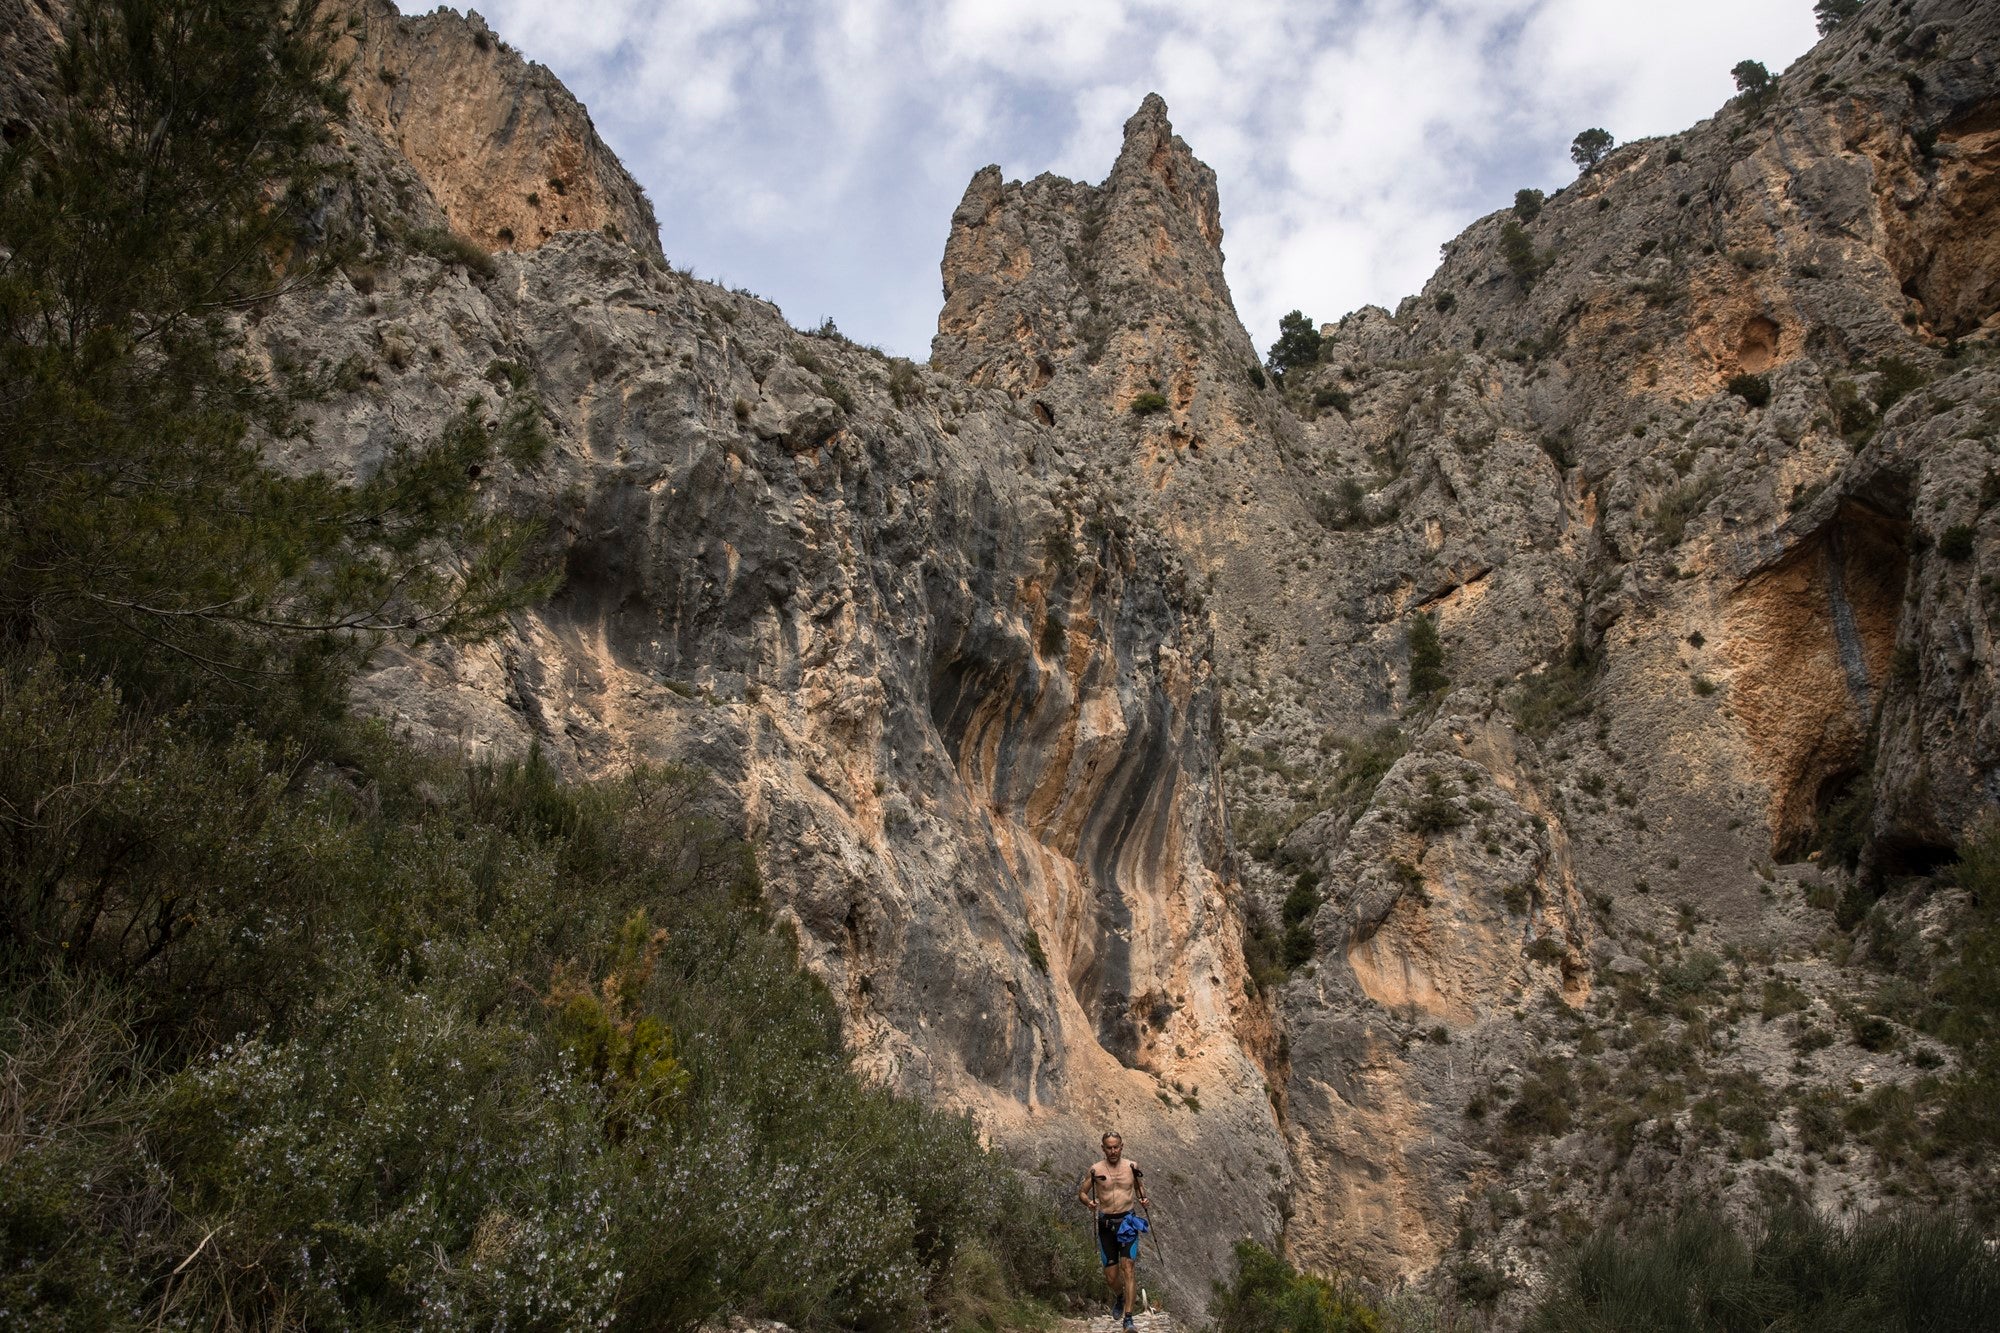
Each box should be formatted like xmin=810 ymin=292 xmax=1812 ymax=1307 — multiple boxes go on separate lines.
xmin=1077 ymin=1132 xmax=1148 ymax=1327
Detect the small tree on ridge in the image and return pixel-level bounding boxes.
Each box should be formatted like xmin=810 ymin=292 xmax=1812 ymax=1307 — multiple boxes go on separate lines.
xmin=1266 ymin=310 xmax=1323 ymax=376
xmin=1571 ymin=127 xmax=1614 ymax=172
xmin=1733 ymin=59 xmax=1774 ymax=99
xmin=1815 ymin=0 xmax=1864 ymax=34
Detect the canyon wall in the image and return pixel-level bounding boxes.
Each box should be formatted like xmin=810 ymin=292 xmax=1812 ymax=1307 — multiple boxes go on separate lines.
xmin=922 ymin=0 xmax=2000 ymax=1294
xmin=31 ymin=0 xmax=1981 ymax=1311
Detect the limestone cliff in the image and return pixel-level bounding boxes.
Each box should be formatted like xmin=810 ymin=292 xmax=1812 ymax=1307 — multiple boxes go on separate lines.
xmin=925 ymin=0 xmax=2000 ymax=1300
xmin=335 ymin=0 xmax=662 ymax=263
xmin=90 ymin=0 xmax=2000 ymax=1314
xmin=235 ymin=8 xmax=1294 ymax=1308
xmin=932 ymin=95 xmax=1317 ymax=663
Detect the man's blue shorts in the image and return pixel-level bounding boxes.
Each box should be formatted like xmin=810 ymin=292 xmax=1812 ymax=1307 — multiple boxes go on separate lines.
xmin=1096 ymin=1212 xmax=1139 ymax=1266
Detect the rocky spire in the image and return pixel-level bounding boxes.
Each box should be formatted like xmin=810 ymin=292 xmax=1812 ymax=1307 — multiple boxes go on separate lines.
xmin=1106 ymin=92 xmax=1224 ymax=251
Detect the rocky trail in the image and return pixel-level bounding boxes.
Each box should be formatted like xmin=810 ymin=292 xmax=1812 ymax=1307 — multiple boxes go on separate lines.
xmin=1064 ymin=1308 xmax=1175 ymax=1333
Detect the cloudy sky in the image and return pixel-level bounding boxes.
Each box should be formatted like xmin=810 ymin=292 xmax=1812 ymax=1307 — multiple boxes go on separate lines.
xmin=421 ymin=0 xmax=1822 ymax=361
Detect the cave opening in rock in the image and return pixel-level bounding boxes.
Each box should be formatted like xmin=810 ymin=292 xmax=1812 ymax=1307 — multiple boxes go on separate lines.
xmin=1784 ymin=765 xmax=1869 ymax=866
xmin=1874 ymin=832 xmax=1959 ymax=880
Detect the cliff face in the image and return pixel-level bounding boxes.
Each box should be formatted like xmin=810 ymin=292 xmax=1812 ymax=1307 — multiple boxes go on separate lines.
xmin=335 ymin=0 xmax=663 ymax=263
xmin=923 ymin=0 xmax=2000 ymax=1294
xmin=932 ymin=96 xmax=1320 ymax=669
xmin=244 ymin=11 xmax=1292 ymax=1309
xmin=162 ymin=0 xmax=2000 ymax=1310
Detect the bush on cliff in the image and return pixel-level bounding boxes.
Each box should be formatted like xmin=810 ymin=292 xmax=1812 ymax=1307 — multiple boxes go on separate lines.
xmin=1500 ymin=221 xmax=1549 ymax=289
xmin=1731 ymin=60 xmax=1774 ymax=102
xmin=1726 ymin=372 xmax=1772 ymax=407
xmin=1408 ymin=612 xmax=1449 ymax=700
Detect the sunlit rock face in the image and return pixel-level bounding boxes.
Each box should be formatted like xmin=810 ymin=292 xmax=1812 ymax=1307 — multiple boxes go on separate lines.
xmin=191 ymin=0 xmax=2000 ymax=1309
xmin=335 ymin=0 xmax=663 ymax=263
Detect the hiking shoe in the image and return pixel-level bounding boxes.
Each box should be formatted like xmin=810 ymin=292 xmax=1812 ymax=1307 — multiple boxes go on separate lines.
xmin=1111 ymin=1295 xmax=1124 ymax=1319
xmin=1122 ymin=1316 xmax=1136 ymax=1331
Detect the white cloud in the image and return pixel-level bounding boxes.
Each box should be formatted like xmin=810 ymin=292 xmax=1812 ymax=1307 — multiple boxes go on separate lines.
xmin=414 ymin=0 xmax=1823 ymax=358
xmin=932 ymin=0 xmax=1134 ymax=81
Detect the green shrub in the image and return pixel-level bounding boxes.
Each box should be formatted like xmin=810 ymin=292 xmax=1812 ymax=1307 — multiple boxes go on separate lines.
xmin=1726 ymin=373 xmax=1771 ymax=407
xmin=1212 ymin=1240 xmax=1384 ymax=1333
xmin=485 ymin=357 xmax=533 ymax=391
xmin=888 ymin=358 xmax=924 ymax=407
xmin=1023 ymin=928 xmax=1050 ymax=974
xmin=1500 ymin=220 xmax=1549 ymax=288
xmin=1241 ymin=898 xmax=1290 ymax=992
xmin=1281 ymin=872 xmax=1322 ymax=968
xmin=1312 ymin=386 xmax=1353 ymax=413
xmin=1873 ymin=357 xmax=1929 ymax=413
xmin=1939 ymin=524 xmax=1976 ymax=561
xmin=406 ymin=225 xmax=499 ymax=278
xmin=1526 ymin=935 xmax=1568 ymax=965
xmin=1329 ymin=727 xmax=1408 ymax=818
xmin=1526 ymin=1204 xmax=2000 ymax=1332
xmin=1815 ymin=0 xmax=1862 ymax=34
xmin=1312 ymin=477 xmax=1371 ymax=531
xmin=1810 ymin=771 xmax=1874 ymax=869
xmin=1408 ymin=613 xmax=1449 ymax=699
xmin=1513 ymin=188 xmax=1545 ymax=222
xmin=819 ymin=374 xmax=856 ymax=413
xmin=1650 ymin=474 xmax=1720 ymax=546
xmin=1453 ymin=1259 xmax=1507 ymax=1308
xmin=1504 ymin=1060 xmax=1575 ymax=1137
xmin=1660 ymin=950 xmax=1724 ymax=1000
xmin=1406 ymin=772 xmax=1464 ymax=836
xmin=1830 ymin=375 xmax=1874 ymax=439
xmin=1850 ymin=1011 xmax=1899 ymax=1052
xmin=0 ymin=690 xmax=1092 ymax=1330
xmin=1282 ymin=923 xmax=1316 ymax=970
xmin=1129 ymin=391 xmax=1170 ymax=415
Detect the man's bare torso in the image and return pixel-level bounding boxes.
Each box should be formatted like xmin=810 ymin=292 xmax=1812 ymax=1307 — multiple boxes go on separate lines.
xmin=1087 ymin=1157 xmax=1140 ymax=1213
